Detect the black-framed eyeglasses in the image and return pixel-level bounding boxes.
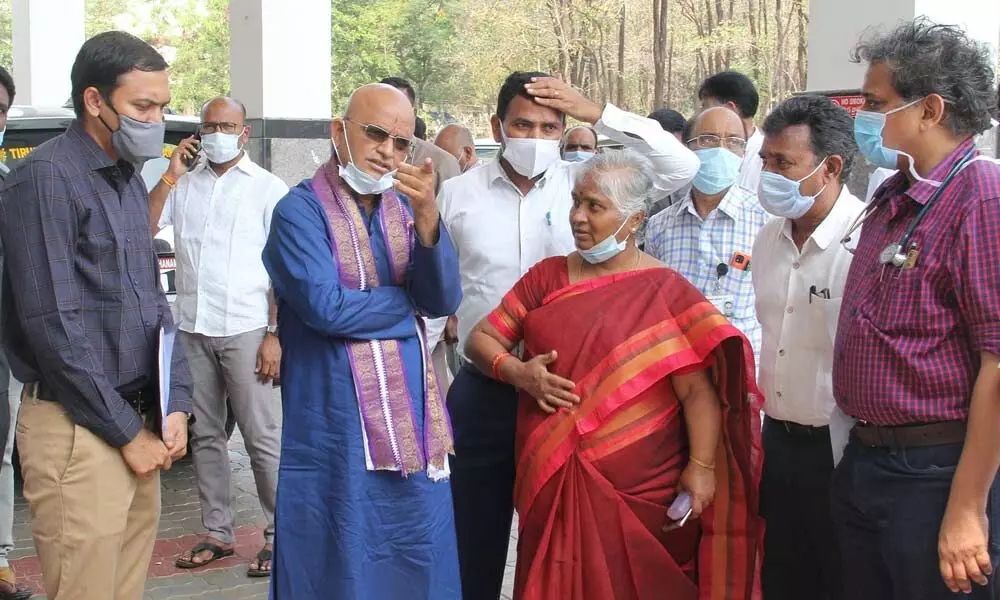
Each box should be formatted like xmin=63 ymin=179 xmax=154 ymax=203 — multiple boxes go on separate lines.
xmin=345 ymin=119 xmax=414 ymax=153
xmin=199 ymin=121 xmax=244 ymax=135
xmin=686 ymin=134 xmax=747 ymax=152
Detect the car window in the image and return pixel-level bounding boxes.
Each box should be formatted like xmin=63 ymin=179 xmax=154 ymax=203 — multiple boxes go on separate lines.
xmin=1 ymin=121 xmax=191 ymax=171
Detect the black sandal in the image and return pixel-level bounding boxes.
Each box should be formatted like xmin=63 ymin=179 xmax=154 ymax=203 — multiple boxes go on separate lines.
xmin=247 ymin=548 xmax=273 ymax=578
xmin=175 ymin=540 xmax=235 ymax=569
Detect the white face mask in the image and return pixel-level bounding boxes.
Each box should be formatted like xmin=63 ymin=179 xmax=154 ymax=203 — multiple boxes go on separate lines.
xmin=333 ymin=124 xmax=396 ymax=195
xmin=500 ymin=128 xmax=562 ymax=178
xmin=200 ymin=132 xmax=243 ymax=164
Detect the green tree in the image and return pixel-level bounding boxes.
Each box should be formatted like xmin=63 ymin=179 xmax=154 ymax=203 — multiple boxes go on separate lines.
xmin=0 ymin=0 xmax=11 ymax=71
xmin=85 ymin=0 xmax=129 ymax=36
xmin=330 ymin=0 xmax=406 ymax=113
xmin=167 ymin=0 xmax=229 ymax=114
xmin=393 ymin=0 xmax=459 ymax=107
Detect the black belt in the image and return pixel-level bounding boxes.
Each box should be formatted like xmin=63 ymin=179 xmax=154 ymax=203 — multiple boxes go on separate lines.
xmin=853 ymin=420 xmax=966 ymax=449
xmin=766 ymin=416 xmax=829 ymax=438
xmin=29 ymin=381 xmax=154 ymax=414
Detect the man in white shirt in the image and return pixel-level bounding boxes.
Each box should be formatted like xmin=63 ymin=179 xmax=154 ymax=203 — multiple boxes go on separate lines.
xmin=440 ymin=71 xmax=698 ymax=600
xmin=148 ymin=97 xmax=287 ymax=578
xmin=645 ymin=107 xmax=769 ymax=362
xmin=752 ymin=95 xmax=864 ymax=600
xmin=699 ymin=71 xmax=764 ymax=194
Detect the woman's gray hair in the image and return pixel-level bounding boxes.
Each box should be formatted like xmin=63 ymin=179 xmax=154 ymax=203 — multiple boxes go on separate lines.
xmin=851 ymin=18 xmax=997 ymax=136
xmin=578 ymin=149 xmax=658 ymax=218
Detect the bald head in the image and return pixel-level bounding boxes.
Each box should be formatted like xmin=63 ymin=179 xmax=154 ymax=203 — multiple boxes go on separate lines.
xmin=201 ymin=96 xmax=246 ymax=122
xmin=435 ymin=123 xmax=477 ymax=172
xmin=344 ymin=84 xmax=413 ymax=125
xmin=331 ymin=83 xmax=417 ymax=186
xmin=690 ymin=106 xmax=746 ymax=157
xmin=562 ymin=125 xmax=598 ymax=152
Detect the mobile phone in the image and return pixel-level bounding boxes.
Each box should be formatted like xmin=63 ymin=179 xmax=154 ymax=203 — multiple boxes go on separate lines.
xmin=663 ymin=507 xmax=693 ymax=532
xmin=180 ymin=134 xmax=201 ymax=167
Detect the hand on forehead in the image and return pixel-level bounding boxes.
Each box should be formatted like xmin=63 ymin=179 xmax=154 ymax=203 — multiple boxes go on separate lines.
xmin=345 ymin=84 xmax=416 ymax=138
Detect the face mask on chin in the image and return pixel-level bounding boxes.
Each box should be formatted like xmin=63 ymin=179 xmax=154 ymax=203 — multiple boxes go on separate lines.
xmin=578 ymin=214 xmax=633 ymax=264
xmin=333 ymin=123 xmax=396 ymax=195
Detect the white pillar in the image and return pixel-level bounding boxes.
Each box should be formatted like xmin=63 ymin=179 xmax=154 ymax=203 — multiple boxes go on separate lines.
xmin=12 ymin=0 xmax=85 ymax=106
xmin=229 ymin=0 xmax=332 ymax=119
xmin=807 ymin=0 xmax=999 ymax=93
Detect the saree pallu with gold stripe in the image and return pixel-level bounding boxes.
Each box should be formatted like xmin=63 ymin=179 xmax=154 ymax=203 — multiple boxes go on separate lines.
xmin=489 ymin=259 xmax=763 ymax=600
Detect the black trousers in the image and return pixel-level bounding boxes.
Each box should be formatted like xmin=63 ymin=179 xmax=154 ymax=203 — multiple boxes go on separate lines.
xmin=831 ymin=437 xmax=1000 ymax=600
xmin=447 ymin=365 xmax=518 ymax=600
xmin=760 ymin=416 xmax=841 ymax=600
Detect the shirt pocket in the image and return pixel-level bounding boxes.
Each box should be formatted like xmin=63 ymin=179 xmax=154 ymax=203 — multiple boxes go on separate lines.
xmin=77 ymin=206 xmax=119 ymax=259
xmin=802 ymin=296 xmax=843 ymax=350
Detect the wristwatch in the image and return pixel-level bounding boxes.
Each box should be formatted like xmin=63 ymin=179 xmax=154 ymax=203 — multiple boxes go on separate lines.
xmin=266 ymin=323 xmax=279 ymax=336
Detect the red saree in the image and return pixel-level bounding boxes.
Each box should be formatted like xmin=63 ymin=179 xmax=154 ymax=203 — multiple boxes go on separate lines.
xmin=488 ymin=257 xmax=763 ymax=600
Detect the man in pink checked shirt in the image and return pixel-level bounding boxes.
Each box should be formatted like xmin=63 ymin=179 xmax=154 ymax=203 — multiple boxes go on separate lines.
xmin=831 ymin=19 xmax=1000 ymax=600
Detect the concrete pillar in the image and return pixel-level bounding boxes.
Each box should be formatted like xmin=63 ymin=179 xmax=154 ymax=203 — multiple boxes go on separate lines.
xmin=230 ymin=0 xmax=332 ymax=119
xmin=229 ymin=0 xmax=332 ymax=184
xmin=11 ymin=0 xmax=85 ymax=106
xmin=807 ymin=0 xmax=999 ymax=93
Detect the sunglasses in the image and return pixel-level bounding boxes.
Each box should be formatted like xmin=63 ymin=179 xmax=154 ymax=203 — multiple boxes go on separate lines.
xmin=344 ymin=119 xmax=414 ymax=153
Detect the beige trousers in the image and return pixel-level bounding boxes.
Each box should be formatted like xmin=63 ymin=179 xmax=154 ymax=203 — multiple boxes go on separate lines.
xmin=16 ymin=392 xmax=160 ymax=600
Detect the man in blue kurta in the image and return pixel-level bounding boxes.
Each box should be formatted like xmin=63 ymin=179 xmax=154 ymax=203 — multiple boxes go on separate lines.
xmin=262 ymin=83 xmax=463 ymax=600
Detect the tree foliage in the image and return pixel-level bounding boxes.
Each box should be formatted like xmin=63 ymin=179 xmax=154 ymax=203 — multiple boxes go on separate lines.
xmin=0 ymin=0 xmax=819 ymax=135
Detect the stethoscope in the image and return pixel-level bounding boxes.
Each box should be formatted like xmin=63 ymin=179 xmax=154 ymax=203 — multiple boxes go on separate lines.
xmin=840 ymin=148 xmax=977 ymax=268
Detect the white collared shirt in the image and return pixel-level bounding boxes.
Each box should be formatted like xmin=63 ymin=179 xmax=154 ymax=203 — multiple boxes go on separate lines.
xmin=646 ymin=185 xmax=768 ymax=361
xmin=752 ymin=187 xmax=865 ymax=426
xmin=440 ymin=104 xmax=700 ymax=353
xmin=159 ymin=154 xmax=289 ymax=337
xmin=738 ymin=127 xmax=765 ymax=195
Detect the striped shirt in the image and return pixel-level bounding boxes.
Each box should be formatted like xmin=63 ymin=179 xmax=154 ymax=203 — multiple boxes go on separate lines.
xmin=645 ymin=185 xmax=769 ymax=361
xmin=833 ymin=138 xmax=1000 ymax=425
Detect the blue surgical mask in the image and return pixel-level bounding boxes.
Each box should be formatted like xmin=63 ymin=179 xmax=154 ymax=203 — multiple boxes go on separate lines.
xmin=854 ymin=98 xmax=941 ymax=186
xmin=854 ymin=99 xmax=922 ymax=170
xmin=578 ymin=215 xmax=632 ymax=264
xmin=692 ymin=148 xmax=742 ymax=195
xmin=758 ymin=158 xmax=828 ymax=219
xmin=0 ymin=128 xmax=6 ymax=147
xmin=563 ymin=150 xmax=595 ymax=163
xmin=333 ymin=125 xmax=396 ymax=195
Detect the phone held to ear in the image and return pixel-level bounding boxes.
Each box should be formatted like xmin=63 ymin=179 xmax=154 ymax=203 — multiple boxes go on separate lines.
xmin=181 ymin=135 xmax=201 ymax=167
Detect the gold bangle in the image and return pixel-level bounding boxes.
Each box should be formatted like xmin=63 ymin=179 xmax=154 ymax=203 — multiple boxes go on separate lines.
xmin=689 ymin=456 xmax=715 ymax=470
xmin=160 ymin=174 xmax=177 ymax=188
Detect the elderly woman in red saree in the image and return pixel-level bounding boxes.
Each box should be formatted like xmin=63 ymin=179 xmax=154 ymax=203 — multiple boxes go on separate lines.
xmin=465 ymin=149 xmax=763 ymax=600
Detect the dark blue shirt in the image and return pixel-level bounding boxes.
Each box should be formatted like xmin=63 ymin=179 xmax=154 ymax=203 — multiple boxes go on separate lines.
xmin=0 ymin=121 xmax=192 ymax=447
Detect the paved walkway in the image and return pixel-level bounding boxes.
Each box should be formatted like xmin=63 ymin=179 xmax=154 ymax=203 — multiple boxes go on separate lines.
xmin=10 ymin=431 xmax=517 ymax=599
